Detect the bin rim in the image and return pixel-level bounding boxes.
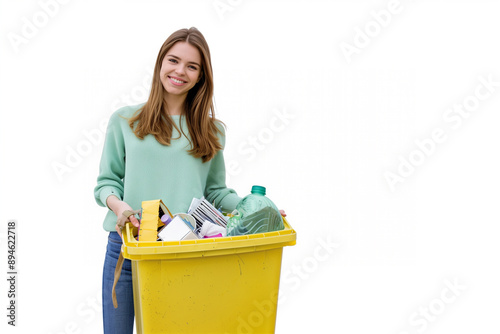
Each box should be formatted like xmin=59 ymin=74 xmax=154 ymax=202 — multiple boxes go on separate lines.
xmin=121 ymin=217 xmax=296 ymax=260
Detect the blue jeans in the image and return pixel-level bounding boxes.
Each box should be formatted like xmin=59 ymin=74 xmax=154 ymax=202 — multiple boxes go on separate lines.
xmin=102 ymin=232 xmax=134 ymax=334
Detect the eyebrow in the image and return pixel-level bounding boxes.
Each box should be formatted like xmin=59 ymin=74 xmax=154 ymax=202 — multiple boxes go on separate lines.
xmin=166 ymin=54 xmax=201 ymax=67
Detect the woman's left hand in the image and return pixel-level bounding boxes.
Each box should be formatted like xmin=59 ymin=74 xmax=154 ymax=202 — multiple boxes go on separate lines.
xmin=279 ymin=210 xmax=286 ymax=217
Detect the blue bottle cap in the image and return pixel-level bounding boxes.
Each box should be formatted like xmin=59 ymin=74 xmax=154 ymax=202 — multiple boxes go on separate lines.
xmin=251 ymin=185 xmax=266 ymax=195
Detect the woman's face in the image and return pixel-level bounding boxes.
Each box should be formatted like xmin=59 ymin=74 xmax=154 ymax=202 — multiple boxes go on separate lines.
xmin=159 ymin=41 xmax=202 ymax=99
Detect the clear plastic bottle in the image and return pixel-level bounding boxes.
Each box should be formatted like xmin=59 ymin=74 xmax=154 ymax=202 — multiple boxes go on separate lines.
xmin=226 ymin=185 xmax=284 ymax=236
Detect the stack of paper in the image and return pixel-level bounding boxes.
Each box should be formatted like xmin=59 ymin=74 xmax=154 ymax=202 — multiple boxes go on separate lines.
xmin=188 ymin=197 xmax=227 ymax=228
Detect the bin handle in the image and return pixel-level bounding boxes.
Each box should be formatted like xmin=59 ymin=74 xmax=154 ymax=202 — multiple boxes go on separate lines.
xmin=112 ymin=251 xmax=125 ymax=308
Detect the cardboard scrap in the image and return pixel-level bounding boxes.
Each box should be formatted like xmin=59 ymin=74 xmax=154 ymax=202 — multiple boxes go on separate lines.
xmin=138 ymin=199 xmax=173 ymax=241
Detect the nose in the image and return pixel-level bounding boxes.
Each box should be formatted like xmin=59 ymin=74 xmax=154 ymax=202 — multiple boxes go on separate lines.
xmin=175 ymin=64 xmax=186 ymax=76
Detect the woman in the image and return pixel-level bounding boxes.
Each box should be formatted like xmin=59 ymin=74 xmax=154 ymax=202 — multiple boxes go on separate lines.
xmin=94 ymin=27 xmax=242 ymax=334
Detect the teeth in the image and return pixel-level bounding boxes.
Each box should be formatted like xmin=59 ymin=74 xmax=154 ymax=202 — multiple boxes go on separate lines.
xmin=170 ymin=77 xmax=185 ymax=84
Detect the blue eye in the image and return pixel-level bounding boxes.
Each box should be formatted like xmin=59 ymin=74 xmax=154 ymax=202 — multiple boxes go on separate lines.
xmin=168 ymin=58 xmax=177 ymax=63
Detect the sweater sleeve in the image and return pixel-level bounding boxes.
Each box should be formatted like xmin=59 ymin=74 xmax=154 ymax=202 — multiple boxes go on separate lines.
xmin=204 ymin=123 xmax=242 ymax=212
xmin=94 ymin=111 xmax=126 ymax=208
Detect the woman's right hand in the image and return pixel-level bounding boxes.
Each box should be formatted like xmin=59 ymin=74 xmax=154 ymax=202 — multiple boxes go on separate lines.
xmin=107 ymin=196 xmax=140 ymax=237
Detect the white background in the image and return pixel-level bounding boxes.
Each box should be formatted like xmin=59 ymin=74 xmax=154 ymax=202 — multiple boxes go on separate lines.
xmin=1 ymin=0 xmax=500 ymax=333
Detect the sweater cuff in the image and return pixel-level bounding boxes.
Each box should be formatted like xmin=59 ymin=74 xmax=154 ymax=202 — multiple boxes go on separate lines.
xmin=99 ymin=187 xmax=122 ymax=209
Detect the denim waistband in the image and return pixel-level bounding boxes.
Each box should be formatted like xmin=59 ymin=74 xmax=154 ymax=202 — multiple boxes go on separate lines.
xmin=108 ymin=231 xmax=122 ymax=243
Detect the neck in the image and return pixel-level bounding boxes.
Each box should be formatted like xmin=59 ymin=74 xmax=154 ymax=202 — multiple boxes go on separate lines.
xmin=163 ymin=93 xmax=187 ymax=116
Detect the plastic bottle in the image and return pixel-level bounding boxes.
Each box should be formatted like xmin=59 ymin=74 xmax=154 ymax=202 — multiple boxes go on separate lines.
xmin=226 ymin=185 xmax=284 ymax=236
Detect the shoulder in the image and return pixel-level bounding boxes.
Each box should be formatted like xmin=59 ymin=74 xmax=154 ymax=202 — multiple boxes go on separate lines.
xmin=213 ymin=119 xmax=226 ymax=135
xmin=114 ymin=103 xmax=145 ymax=119
xmin=108 ymin=103 xmax=146 ymax=127
xmin=212 ymin=118 xmax=227 ymax=147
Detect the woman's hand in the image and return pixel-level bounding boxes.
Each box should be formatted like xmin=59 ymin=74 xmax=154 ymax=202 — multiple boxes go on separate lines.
xmin=279 ymin=210 xmax=286 ymax=217
xmin=115 ymin=209 xmax=141 ymax=237
xmin=107 ymin=196 xmax=140 ymax=237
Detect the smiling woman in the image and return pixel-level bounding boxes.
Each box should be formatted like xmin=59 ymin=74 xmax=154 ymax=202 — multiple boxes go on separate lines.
xmin=94 ymin=27 xmax=242 ymax=334
xmin=160 ymin=42 xmax=202 ymax=100
xmin=160 ymin=43 xmax=202 ymax=107
xmin=127 ymin=27 xmax=220 ymax=162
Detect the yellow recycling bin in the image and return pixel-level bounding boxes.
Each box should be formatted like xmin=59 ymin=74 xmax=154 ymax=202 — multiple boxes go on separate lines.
xmin=121 ymin=218 xmax=296 ymax=334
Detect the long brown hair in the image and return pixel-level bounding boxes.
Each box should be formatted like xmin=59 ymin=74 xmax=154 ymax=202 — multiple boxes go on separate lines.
xmin=128 ymin=27 xmax=222 ymax=162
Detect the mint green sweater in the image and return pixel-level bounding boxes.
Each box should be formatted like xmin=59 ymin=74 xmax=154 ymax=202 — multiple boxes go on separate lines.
xmin=94 ymin=104 xmax=241 ymax=232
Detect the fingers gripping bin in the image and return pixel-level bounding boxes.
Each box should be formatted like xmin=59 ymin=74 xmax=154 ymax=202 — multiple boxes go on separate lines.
xmin=121 ymin=218 xmax=296 ymax=334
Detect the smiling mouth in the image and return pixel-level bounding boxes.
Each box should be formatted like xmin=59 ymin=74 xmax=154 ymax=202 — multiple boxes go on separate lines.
xmin=168 ymin=76 xmax=187 ymax=85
